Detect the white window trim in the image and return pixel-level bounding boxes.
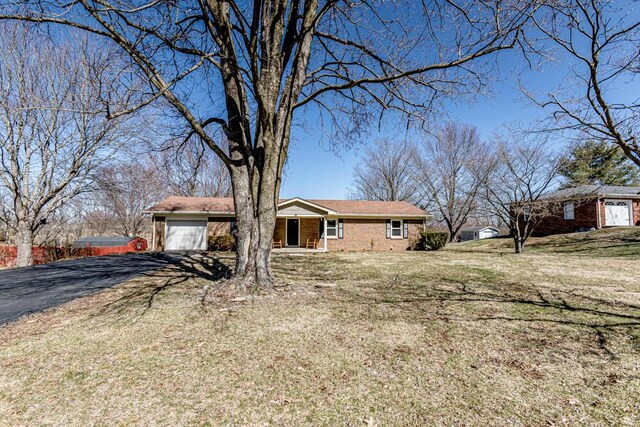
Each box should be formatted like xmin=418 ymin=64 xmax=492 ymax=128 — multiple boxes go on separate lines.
xmin=325 ymin=219 xmax=339 ymax=239
xmin=390 ymin=219 xmax=404 ymax=239
xmin=564 ymin=202 xmax=575 ymax=220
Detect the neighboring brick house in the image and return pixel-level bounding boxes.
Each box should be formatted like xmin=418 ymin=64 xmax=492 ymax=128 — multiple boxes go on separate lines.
xmin=527 ymin=185 xmax=640 ymax=236
xmin=145 ymin=197 xmax=429 ymax=251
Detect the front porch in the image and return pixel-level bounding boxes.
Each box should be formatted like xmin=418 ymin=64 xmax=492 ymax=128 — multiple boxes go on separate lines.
xmin=273 ymin=216 xmax=328 ymax=251
xmin=271 ymin=247 xmax=325 ymax=255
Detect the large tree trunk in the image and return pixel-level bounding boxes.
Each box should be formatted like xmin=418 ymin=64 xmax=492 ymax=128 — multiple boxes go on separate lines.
xmin=15 ymin=224 xmax=34 ymax=267
xmin=229 ymin=146 xmax=282 ymax=291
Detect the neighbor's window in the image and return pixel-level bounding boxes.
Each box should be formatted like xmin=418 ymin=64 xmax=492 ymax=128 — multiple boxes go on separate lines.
xmin=523 ymin=206 xmax=530 ymax=222
xmin=326 ymin=219 xmax=338 ymax=238
xmin=564 ymin=202 xmax=575 ymax=220
xmin=391 ymin=220 xmax=403 ymax=238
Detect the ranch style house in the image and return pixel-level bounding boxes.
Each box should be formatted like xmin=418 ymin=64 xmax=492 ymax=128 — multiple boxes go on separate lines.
xmin=530 ymin=185 xmax=640 ymax=236
xmin=146 ymin=196 xmax=430 ymax=252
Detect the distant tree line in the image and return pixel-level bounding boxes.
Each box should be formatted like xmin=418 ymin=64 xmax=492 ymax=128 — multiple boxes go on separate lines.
xmin=349 ymin=122 xmax=638 ymax=252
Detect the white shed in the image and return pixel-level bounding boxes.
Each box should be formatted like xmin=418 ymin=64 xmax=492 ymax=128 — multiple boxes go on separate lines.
xmin=459 ymin=226 xmax=500 ymax=241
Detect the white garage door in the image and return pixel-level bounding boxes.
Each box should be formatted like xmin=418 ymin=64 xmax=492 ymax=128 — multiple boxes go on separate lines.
xmin=604 ymin=200 xmax=632 ymax=226
xmin=165 ymin=219 xmax=207 ymax=251
xmin=479 ymin=229 xmax=498 ymax=239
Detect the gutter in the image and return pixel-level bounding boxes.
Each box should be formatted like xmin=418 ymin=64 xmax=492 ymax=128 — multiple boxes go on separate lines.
xmin=144 ymin=211 xmax=431 ymax=219
xmin=596 ymin=197 xmax=601 ymax=229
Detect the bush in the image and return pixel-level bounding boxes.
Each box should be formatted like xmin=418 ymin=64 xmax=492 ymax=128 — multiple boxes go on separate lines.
xmin=421 ymin=231 xmax=448 ymax=251
xmin=208 ymin=234 xmax=236 ymax=252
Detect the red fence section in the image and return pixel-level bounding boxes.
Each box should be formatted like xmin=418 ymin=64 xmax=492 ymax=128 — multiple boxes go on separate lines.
xmin=0 ymin=238 xmax=148 ymax=267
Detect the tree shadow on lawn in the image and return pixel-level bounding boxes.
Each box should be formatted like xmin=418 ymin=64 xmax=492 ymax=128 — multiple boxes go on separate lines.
xmin=333 ymin=277 xmax=640 ymax=359
xmin=93 ymin=253 xmax=232 ymax=318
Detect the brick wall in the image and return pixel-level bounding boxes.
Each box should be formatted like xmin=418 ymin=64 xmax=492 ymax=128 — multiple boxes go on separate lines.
xmin=531 ymin=199 xmax=599 ymax=236
xmin=208 ymin=217 xmax=233 ymax=239
xmin=300 ymin=218 xmax=321 ymax=246
xmin=327 ymin=218 xmax=423 ymax=251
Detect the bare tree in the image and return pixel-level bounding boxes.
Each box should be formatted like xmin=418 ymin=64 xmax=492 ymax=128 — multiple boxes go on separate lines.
xmin=482 ymin=132 xmax=561 ymax=253
xmin=416 ymin=122 xmax=489 ymax=241
xmin=0 ymin=26 xmax=135 ymax=266
xmin=1 ymin=1 xmax=539 ymax=287
xmin=528 ymin=0 xmax=640 ymax=166
xmin=158 ymin=138 xmax=232 ymax=198
xmin=349 ymin=139 xmax=419 ymax=201
xmin=92 ymin=162 xmax=166 ymax=238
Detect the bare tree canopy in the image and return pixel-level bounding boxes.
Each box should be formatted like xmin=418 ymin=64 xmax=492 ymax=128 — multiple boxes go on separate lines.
xmin=91 ymin=163 xmax=166 ymax=238
xmin=349 ymin=139 xmax=419 ymax=202
xmin=482 ymin=131 xmax=561 ymax=253
xmin=0 ymin=25 xmax=135 ymax=266
xmin=417 ymin=122 xmax=489 ymax=241
xmin=529 ymin=0 xmax=640 ymax=166
xmin=0 ymin=0 xmax=539 ymax=287
xmin=157 ymin=137 xmax=232 ymax=198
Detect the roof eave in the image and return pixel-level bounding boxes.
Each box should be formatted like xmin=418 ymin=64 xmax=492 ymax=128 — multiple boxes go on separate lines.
xmin=144 ymin=210 xmax=235 ymax=216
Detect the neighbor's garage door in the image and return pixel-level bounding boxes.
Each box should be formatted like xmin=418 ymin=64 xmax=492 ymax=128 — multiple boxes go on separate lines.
xmin=165 ymin=219 xmax=207 ymax=251
xmin=604 ymin=200 xmax=632 ymax=226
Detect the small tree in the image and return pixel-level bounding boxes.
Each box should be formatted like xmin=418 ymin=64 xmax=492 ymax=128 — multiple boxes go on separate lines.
xmin=482 ymin=133 xmax=560 ymax=253
xmin=0 ymin=27 xmax=136 ymax=266
xmin=92 ymin=162 xmax=166 ymax=238
xmin=417 ymin=122 xmax=490 ymax=241
xmin=349 ymin=139 xmax=419 ymax=201
xmin=559 ymin=140 xmax=640 ymax=188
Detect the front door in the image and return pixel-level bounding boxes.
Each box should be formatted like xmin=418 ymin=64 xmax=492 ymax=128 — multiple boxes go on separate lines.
xmin=286 ymin=218 xmax=299 ymax=246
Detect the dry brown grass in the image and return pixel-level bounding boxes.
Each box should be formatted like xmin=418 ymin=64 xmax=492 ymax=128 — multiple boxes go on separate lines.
xmin=1 ymin=249 xmax=639 ymax=426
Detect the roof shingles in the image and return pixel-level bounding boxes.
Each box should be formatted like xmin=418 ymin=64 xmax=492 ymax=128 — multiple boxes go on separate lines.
xmin=147 ymin=196 xmax=428 ymax=217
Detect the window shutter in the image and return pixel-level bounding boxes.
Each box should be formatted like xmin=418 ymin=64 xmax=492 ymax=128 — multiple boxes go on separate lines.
xmin=386 ymin=219 xmax=391 ymax=239
xmin=403 ymin=221 xmax=408 ymax=239
xmin=338 ymin=219 xmax=344 ymax=239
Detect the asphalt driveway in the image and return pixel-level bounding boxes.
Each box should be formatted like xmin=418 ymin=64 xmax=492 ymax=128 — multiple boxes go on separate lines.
xmin=0 ymin=253 xmax=176 ymax=325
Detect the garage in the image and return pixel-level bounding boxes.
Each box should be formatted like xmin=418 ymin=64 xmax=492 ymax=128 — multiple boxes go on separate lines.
xmin=165 ymin=219 xmax=207 ymax=251
xmin=604 ymin=199 xmax=632 ymax=226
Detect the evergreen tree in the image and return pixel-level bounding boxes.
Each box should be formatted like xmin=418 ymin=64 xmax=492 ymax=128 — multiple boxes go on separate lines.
xmin=559 ymin=140 xmax=640 ymax=188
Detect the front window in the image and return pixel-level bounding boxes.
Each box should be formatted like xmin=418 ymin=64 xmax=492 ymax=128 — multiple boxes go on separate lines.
xmin=326 ymin=219 xmax=338 ymax=238
xmin=564 ymin=202 xmax=575 ymax=220
xmin=391 ymin=220 xmax=403 ymax=238
xmin=523 ymin=206 xmax=530 ymax=222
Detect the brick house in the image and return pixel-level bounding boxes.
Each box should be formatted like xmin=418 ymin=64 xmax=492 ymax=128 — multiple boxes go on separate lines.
xmin=146 ymin=196 xmax=430 ymax=251
xmin=528 ymin=185 xmax=640 ymax=236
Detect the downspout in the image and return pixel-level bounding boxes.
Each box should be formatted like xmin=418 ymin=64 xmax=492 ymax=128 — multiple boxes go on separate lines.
xmin=323 ymin=217 xmax=328 ymax=252
xmin=152 ymin=215 xmax=156 ymax=251
xmin=596 ymin=197 xmax=601 ymax=229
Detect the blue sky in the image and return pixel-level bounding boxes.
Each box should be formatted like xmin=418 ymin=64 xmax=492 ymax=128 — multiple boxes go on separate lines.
xmin=281 ymin=36 xmax=640 ymax=199
xmin=281 ymin=53 xmax=555 ymax=199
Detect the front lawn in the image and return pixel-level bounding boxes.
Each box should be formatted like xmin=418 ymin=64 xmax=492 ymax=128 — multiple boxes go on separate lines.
xmin=1 ymin=248 xmax=639 ymax=425
xmin=455 ymin=227 xmax=640 ymax=258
